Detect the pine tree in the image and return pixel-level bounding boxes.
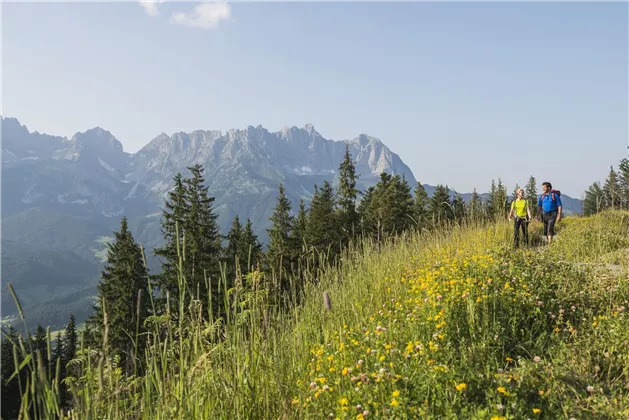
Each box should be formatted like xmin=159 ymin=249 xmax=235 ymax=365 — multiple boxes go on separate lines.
xmin=154 ymin=172 xmax=187 ymax=306
xmin=495 ymin=178 xmax=509 ymax=220
xmin=452 ymin=193 xmax=467 ymax=223
xmin=524 ymin=176 xmax=538 ymax=217
xmin=583 ymin=182 xmax=605 ymax=215
xmin=239 ymin=218 xmax=263 ymax=274
xmin=182 ymin=164 xmax=222 ymax=314
xmin=511 ymin=183 xmax=521 ymax=201
xmin=225 ymin=215 xmax=243 ymax=283
xmin=469 ymin=188 xmax=482 ymax=223
xmin=1 ymin=326 xmax=21 ymax=420
xmin=603 ymin=166 xmax=622 ymax=209
xmin=337 ymin=144 xmax=360 ymax=242
xmin=291 ymin=200 xmax=309 ymax=262
xmin=357 ymin=186 xmax=375 ymax=236
xmin=62 ymin=313 xmax=78 ymax=385
xmin=429 ymin=184 xmax=452 ymax=225
xmin=390 ymin=175 xmax=415 ymax=233
xmin=306 ymin=181 xmax=340 ymax=262
xmin=618 ymin=158 xmax=629 ymax=209
xmin=486 ymin=180 xmax=497 ymax=219
xmin=265 ymin=184 xmax=295 ymax=298
xmin=86 ymin=217 xmax=150 ymax=376
xmin=413 ymin=182 xmax=430 ymax=230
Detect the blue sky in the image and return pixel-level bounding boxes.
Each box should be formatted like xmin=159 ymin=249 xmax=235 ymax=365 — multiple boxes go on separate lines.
xmin=3 ymin=1 xmax=627 ymax=197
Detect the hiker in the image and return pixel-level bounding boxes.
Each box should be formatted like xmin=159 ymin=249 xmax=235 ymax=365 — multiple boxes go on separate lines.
xmin=508 ymin=188 xmax=531 ymax=248
xmin=537 ymin=182 xmax=562 ymax=244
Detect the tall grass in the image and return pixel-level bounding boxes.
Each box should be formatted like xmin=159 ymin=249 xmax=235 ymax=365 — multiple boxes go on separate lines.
xmin=4 ymin=211 xmax=629 ymax=419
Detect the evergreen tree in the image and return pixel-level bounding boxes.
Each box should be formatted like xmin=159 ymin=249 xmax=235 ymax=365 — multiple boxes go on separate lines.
xmin=357 ymin=186 xmax=375 ymax=236
xmin=618 ymin=158 xmax=629 ymax=209
xmin=291 ymin=200 xmax=309 ymax=262
xmin=182 ymin=164 xmax=223 ymax=314
xmin=452 ymin=193 xmax=467 ymax=223
xmin=306 ymin=181 xmax=340 ymax=262
xmin=390 ymin=175 xmax=415 ymax=233
xmin=337 ymin=144 xmax=360 ymax=242
xmin=32 ymin=325 xmax=47 ymax=357
xmin=486 ymin=180 xmax=497 ymax=219
xmin=495 ymin=178 xmax=509 ymax=220
xmin=429 ymin=184 xmax=452 ymax=225
xmin=511 ymin=183 xmax=521 ymax=201
xmin=225 ymin=215 xmax=243 ymax=282
xmin=62 ymin=313 xmax=78 ymax=374
xmin=86 ymin=217 xmax=151 ymax=376
xmin=524 ymin=176 xmax=538 ymax=217
xmin=154 ymin=173 xmax=187 ymax=306
xmin=603 ymin=166 xmax=622 ymax=209
xmin=468 ymin=188 xmax=482 ymax=223
xmin=1 ymin=327 xmax=21 ymax=420
xmin=239 ymin=218 xmax=263 ymax=274
xmin=265 ymin=184 xmax=295 ymax=297
xmin=583 ymin=181 xmax=605 ymax=215
xmin=413 ymin=182 xmax=430 ymax=230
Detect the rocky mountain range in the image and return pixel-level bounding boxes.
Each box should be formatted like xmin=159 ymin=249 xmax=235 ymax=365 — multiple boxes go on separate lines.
xmin=1 ymin=116 xmax=583 ymax=330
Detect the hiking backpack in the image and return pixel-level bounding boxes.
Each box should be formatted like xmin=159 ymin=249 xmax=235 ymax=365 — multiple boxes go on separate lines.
xmin=541 ymin=189 xmax=561 ymax=203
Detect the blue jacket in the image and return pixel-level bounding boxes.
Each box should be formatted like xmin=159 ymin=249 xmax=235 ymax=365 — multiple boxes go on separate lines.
xmin=538 ymin=192 xmax=562 ymax=213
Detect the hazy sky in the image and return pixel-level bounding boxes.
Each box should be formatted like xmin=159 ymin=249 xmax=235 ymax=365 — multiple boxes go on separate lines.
xmin=3 ymin=1 xmax=627 ymax=197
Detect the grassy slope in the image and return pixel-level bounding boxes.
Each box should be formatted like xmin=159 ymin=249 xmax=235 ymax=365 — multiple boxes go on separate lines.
xmin=21 ymin=211 xmax=629 ymax=419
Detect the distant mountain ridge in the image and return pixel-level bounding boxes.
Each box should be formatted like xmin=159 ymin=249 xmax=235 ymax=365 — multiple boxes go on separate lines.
xmin=1 ymin=116 xmax=583 ymax=329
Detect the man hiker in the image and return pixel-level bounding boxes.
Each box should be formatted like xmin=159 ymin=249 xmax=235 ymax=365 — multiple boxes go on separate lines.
xmin=537 ymin=181 xmax=562 ymax=244
xmin=508 ymin=188 xmax=531 ymax=248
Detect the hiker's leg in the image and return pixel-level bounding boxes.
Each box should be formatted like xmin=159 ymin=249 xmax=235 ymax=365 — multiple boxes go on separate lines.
xmin=523 ymin=221 xmax=529 ymax=246
xmin=542 ymin=213 xmax=550 ymax=244
xmin=513 ymin=219 xmax=520 ymax=247
xmin=547 ymin=216 xmax=556 ymax=244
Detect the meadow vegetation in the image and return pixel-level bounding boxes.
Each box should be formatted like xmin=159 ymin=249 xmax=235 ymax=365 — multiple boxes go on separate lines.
xmin=3 ymin=154 xmax=629 ymax=419
xmin=3 ymin=209 xmax=629 ymax=419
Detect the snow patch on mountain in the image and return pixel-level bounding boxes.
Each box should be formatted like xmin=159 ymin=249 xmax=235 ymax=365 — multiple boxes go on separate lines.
xmin=98 ymin=157 xmax=114 ymax=172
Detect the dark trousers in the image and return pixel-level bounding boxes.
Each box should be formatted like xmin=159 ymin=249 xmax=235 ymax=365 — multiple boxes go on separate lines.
xmin=542 ymin=211 xmax=557 ymax=236
xmin=514 ymin=217 xmax=529 ymax=247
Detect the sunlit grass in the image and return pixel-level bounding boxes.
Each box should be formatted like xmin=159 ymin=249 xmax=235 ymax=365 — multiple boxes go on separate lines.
xmin=5 ymin=210 xmax=629 ymax=419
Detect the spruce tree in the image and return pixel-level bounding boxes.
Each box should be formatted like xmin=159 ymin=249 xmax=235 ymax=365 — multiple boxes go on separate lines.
xmin=390 ymin=175 xmax=415 ymax=234
xmin=469 ymin=188 xmax=482 ymax=223
xmin=429 ymin=184 xmax=452 ymax=225
xmin=413 ymin=182 xmax=430 ymax=230
xmin=265 ymin=184 xmax=295 ymax=298
xmin=603 ymin=166 xmax=622 ymax=209
xmin=524 ymin=176 xmax=538 ymax=217
xmin=86 ymin=217 xmax=151 ymax=376
xmin=583 ymin=181 xmax=605 ymax=215
xmin=495 ymin=178 xmax=509 ymax=220
xmin=452 ymin=193 xmax=467 ymax=223
xmin=306 ymin=181 xmax=340 ymax=262
xmin=511 ymin=183 xmax=521 ymax=201
xmin=291 ymin=200 xmax=309 ymax=262
xmin=154 ymin=173 xmax=187 ymax=306
xmin=618 ymin=158 xmax=629 ymax=209
xmin=1 ymin=327 xmax=21 ymax=420
xmin=337 ymin=144 xmax=360 ymax=242
xmin=182 ymin=164 xmax=222 ymax=314
xmin=239 ymin=218 xmax=263 ymax=274
xmin=63 ymin=313 xmax=78 ymax=376
xmin=486 ymin=180 xmax=497 ymax=219
xmin=360 ymin=173 xmax=414 ymax=238
xmin=225 ymin=215 xmax=244 ymax=283
xmin=357 ymin=186 xmax=375 ymax=236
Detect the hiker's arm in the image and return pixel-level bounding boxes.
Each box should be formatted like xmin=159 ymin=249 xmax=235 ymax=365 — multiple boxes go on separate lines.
xmin=527 ymin=206 xmax=532 ymax=221
xmin=557 ymin=206 xmax=562 ymax=222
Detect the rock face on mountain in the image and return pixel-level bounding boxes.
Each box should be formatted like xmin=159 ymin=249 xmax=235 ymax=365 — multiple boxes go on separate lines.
xmin=1 ymin=116 xmax=416 ymax=328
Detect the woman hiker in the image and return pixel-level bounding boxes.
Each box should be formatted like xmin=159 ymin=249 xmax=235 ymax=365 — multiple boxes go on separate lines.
xmin=508 ymin=188 xmax=532 ymax=248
